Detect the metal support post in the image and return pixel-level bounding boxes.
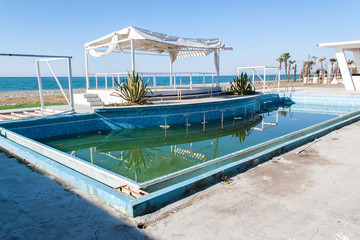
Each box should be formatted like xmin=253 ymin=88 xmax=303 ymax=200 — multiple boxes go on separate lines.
xmin=190 ymin=74 xmax=193 ymax=90
xmin=35 ymin=60 xmax=45 ymax=110
xmin=85 ymin=50 xmax=89 ymax=89
xmin=263 ymin=68 xmax=266 ymax=92
xmin=131 ymin=39 xmax=135 ymax=72
xmin=67 ymin=58 xmax=74 ymax=111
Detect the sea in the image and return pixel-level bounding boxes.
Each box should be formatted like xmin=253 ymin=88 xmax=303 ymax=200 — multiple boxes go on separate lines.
xmin=0 ymin=75 xmax=290 ymax=92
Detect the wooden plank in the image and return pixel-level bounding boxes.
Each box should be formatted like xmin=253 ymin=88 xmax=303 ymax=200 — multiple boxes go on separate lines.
xmin=11 ymin=112 xmax=27 ymax=118
xmin=114 ymin=185 xmax=148 ymax=198
xmin=0 ymin=114 xmax=16 ymax=120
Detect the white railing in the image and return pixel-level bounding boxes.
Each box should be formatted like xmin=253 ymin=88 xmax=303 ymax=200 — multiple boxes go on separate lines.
xmin=0 ymin=53 xmax=74 ymax=112
xmin=88 ymin=72 xmax=217 ymax=91
xmin=237 ymin=66 xmax=280 ymax=93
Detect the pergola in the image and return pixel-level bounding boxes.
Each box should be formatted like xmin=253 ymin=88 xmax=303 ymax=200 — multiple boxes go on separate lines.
xmin=319 ymin=40 xmax=360 ymax=91
xmin=84 ymin=26 xmax=232 ymax=89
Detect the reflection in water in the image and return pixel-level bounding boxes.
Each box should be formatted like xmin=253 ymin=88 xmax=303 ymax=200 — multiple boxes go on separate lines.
xmin=113 ymin=148 xmax=156 ymax=182
xmin=232 ymin=124 xmax=253 ymax=143
xmin=41 ymin=103 xmax=339 ymax=184
xmin=42 ymin=112 xmax=264 ymax=182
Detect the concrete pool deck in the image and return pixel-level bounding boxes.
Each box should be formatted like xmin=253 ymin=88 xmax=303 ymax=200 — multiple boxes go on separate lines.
xmin=1 ymin=117 xmax=360 ymax=239
xmin=1 ymin=87 xmax=360 ymax=239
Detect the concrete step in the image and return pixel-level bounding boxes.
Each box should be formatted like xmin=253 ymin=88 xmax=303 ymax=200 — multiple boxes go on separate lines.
xmin=74 ymin=93 xmax=104 ymax=107
xmin=86 ymin=97 xmax=102 ymax=102
xmin=84 ymin=93 xmax=99 ymax=98
xmin=89 ymin=101 xmax=104 ymax=107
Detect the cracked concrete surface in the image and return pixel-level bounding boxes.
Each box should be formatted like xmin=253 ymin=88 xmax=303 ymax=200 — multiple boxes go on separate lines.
xmin=137 ymin=121 xmax=360 ymax=240
xmin=1 ymin=121 xmax=360 ymax=239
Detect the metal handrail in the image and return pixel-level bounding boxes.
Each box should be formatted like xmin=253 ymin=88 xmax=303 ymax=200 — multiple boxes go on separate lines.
xmin=282 ymin=87 xmax=295 ymax=99
xmin=289 ymin=87 xmax=295 ymax=99
xmin=88 ymin=72 xmax=217 ymax=91
xmin=283 ymin=87 xmax=288 ymax=98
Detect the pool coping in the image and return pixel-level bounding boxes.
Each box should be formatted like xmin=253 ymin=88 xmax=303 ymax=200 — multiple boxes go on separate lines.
xmin=131 ymin=108 xmax=360 ymax=215
xmin=1 ymin=104 xmax=360 ymax=216
xmin=0 ymin=93 xmax=278 ymax=192
xmin=94 ymin=93 xmax=265 ymax=112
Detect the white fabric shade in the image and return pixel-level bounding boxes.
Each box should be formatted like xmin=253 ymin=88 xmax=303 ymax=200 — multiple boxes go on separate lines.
xmin=84 ymin=26 xmax=232 ymax=88
xmin=84 ymin=26 xmax=232 ymax=62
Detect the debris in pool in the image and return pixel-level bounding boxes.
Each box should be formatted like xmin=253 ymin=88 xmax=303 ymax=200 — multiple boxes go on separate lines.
xmin=272 ymin=157 xmax=281 ymax=163
xmin=221 ymin=175 xmax=233 ymax=184
xmin=296 ymin=138 xmax=320 ymax=154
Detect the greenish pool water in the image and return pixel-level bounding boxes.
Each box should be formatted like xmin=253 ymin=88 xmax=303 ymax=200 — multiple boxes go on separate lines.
xmin=39 ymin=107 xmax=338 ymax=183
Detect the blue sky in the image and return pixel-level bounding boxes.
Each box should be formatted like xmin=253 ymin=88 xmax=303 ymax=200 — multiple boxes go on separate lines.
xmin=0 ymin=0 xmax=359 ymax=76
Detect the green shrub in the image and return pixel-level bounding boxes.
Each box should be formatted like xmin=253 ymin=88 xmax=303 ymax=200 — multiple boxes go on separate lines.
xmin=111 ymin=71 xmax=151 ymax=104
xmin=229 ymin=72 xmax=256 ymax=95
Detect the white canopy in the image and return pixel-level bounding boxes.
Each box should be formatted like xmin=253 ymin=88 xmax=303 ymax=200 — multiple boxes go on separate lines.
xmin=84 ymin=26 xmax=232 ymax=89
xmin=85 ymin=26 xmax=232 ymax=62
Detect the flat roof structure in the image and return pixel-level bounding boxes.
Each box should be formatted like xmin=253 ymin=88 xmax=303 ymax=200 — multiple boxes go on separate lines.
xmin=319 ymin=40 xmax=360 ymax=91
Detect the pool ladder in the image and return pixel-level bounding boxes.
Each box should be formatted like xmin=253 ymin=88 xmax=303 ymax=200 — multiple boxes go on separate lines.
xmin=283 ymin=87 xmax=295 ymax=99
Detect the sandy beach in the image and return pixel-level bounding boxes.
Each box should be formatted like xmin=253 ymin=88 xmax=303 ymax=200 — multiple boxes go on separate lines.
xmin=0 ymin=89 xmax=86 ymax=106
xmin=0 ymin=81 xmax=345 ymax=106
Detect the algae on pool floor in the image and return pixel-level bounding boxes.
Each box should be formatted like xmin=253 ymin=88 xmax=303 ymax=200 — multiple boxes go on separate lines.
xmin=39 ymin=106 xmax=337 ymax=183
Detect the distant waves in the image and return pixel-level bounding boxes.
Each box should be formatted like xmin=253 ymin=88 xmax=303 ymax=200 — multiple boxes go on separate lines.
xmin=0 ymin=75 xmax=282 ymax=92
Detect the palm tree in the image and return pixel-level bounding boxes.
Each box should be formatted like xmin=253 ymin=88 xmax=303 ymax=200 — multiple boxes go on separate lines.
xmin=293 ymin=63 xmax=297 ymax=82
xmin=277 ymin=56 xmax=285 ymax=80
xmin=300 ymin=61 xmax=307 ymax=80
xmin=319 ymin=57 xmax=326 ymax=79
xmin=305 ymin=60 xmax=315 ymax=78
xmin=329 ymin=58 xmax=337 ymax=79
xmin=334 ymin=63 xmax=340 ymax=78
xmin=311 ymin=56 xmax=318 ymax=77
xmin=277 ymin=56 xmax=285 ymax=69
xmin=288 ymin=60 xmax=295 ymax=81
xmin=281 ymin=53 xmax=291 ymax=80
xmin=347 ymin=60 xmax=357 ymax=74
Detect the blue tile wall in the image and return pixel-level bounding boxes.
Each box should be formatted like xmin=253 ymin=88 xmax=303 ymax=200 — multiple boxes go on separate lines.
xmin=292 ymin=94 xmax=360 ymax=107
xmin=0 ymin=93 xmax=282 ymax=140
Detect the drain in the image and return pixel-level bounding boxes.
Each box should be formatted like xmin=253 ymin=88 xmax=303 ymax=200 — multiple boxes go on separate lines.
xmin=137 ymin=223 xmax=148 ymax=229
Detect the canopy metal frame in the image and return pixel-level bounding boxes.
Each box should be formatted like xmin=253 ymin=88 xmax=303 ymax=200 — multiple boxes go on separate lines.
xmin=0 ymin=53 xmax=74 ymax=111
xmin=237 ymin=66 xmax=281 ymax=92
xmin=84 ymin=28 xmax=230 ymax=89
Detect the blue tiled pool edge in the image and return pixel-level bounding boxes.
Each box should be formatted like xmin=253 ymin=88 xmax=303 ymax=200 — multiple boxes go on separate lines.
xmin=1 ymin=107 xmax=360 ymax=217
xmin=132 ymin=109 xmax=360 ymax=216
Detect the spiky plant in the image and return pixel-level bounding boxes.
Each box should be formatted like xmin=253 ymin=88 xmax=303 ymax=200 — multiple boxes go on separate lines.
xmin=111 ymin=71 xmax=151 ymax=104
xmin=229 ymin=72 xmax=256 ymax=95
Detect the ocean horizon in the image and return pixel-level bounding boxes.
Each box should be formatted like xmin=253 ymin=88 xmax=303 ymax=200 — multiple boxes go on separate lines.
xmin=0 ymin=74 xmax=293 ymax=92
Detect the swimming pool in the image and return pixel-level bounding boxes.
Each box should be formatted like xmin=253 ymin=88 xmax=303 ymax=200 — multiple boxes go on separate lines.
xmin=38 ymin=107 xmax=337 ymax=188
xmin=1 ymin=93 xmax=360 ymax=216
